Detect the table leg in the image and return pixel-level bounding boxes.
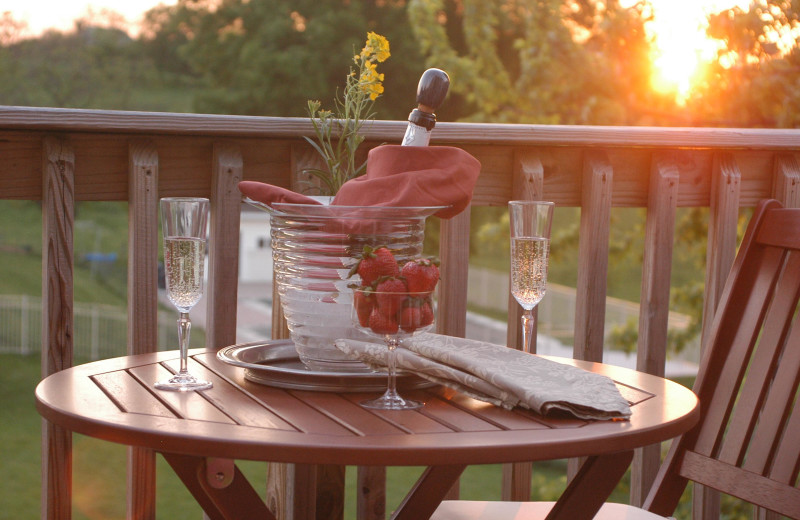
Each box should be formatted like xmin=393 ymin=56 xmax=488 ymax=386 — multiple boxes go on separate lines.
xmin=162 ymin=453 xmax=275 ymax=520
xmin=391 ymin=464 xmax=467 ymax=520
xmin=545 ymin=450 xmax=634 ymax=520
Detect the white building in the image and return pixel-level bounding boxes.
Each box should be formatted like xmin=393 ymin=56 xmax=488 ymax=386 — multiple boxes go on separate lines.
xmin=238 ymin=206 xmax=273 ymax=282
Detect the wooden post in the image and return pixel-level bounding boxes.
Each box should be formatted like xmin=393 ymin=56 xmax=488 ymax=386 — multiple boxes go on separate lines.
xmin=573 ymin=150 xmax=613 ymax=362
xmin=506 ymin=150 xmax=545 ymax=353
xmin=701 ymin=152 xmax=741 ymax=347
xmin=630 ymin=153 xmax=679 ymax=506
xmin=41 ymin=136 xmax=75 ymax=520
xmin=753 ymin=153 xmax=800 ymax=520
xmin=206 ymin=142 xmax=243 ymax=350
xmin=267 ymin=145 xmax=345 ymax=520
xmin=568 ymin=150 xmax=613 ymax=481
xmin=502 ymin=150 xmax=544 ymax=502
xmin=695 ymin=152 xmax=741 ymax=520
xmin=127 ymin=139 xmax=160 ymax=520
xmin=772 ymin=154 xmax=800 ymax=208
xmin=438 ymin=208 xmax=471 ymax=338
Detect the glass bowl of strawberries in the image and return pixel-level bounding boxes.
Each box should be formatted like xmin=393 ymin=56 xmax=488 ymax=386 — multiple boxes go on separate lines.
xmin=350 ymin=250 xmax=439 ymax=409
xmin=270 ymin=204 xmax=442 ymax=372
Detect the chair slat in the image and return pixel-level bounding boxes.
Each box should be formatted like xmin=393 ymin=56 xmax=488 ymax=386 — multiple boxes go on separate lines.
xmin=680 ymin=450 xmax=800 ymax=519
xmin=746 ymin=330 xmax=800 ymax=476
xmin=739 ymin=254 xmax=800 ymax=475
xmin=757 ymin=208 xmax=800 ymax=248
xmin=719 ymin=251 xmax=800 ymax=467
xmin=693 ymin=245 xmax=785 ymax=456
xmin=768 ymin=396 xmax=800 ymax=484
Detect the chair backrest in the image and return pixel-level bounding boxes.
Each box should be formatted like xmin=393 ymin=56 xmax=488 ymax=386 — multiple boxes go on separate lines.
xmin=644 ymin=199 xmax=800 ymax=518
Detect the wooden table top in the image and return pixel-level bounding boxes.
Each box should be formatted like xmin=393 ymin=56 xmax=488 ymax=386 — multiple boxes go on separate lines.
xmin=36 ymin=348 xmax=699 ymax=467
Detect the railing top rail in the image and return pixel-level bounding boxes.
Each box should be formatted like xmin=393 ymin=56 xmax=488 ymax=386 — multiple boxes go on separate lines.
xmin=1 ymin=105 xmax=800 ymax=150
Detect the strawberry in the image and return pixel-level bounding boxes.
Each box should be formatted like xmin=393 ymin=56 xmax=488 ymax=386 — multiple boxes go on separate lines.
xmin=374 ymin=277 xmax=408 ymax=317
xmin=353 ymin=288 xmax=375 ymax=327
xmin=400 ymin=258 xmax=440 ymax=294
xmin=400 ymin=301 xmax=422 ymax=332
xmin=368 ymin=307 xmax=399 ymax=335
xmin=350 ymin=246 xmax=400 ymax=286
xmin=419 ymin=298 xmax=435 ymax=327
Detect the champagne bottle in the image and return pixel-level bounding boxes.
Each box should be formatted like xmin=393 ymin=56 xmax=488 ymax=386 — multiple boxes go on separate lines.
xmin=402 ymin=68 xmax=450 ymax=147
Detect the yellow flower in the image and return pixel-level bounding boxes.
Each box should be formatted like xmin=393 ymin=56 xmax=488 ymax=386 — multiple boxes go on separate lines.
xmin=359 ymin=31 xmax=390 ymax=63
xmin=304 ymin=32 xmax=391 ymax=194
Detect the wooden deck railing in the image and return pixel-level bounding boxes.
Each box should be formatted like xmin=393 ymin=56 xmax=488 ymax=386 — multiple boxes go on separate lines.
xmin=3 ymin=105 xmax=800 ymax=519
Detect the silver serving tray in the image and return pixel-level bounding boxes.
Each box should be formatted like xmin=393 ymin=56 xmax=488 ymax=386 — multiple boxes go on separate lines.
xmin=217 ymin=340 xmax=434 ymax=392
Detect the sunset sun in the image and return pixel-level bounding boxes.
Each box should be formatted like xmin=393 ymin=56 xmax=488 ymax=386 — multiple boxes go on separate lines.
xmin=639 ymin=0 xmax=752 ymax=102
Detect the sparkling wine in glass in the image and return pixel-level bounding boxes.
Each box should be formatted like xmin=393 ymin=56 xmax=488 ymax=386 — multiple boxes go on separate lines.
xmin=155 ymin=197 xmax=213 ymax=392
xmin=352 ymin=288 xmax=436 ymax=410
xmin=509 ymin=201 xmax=554 ymax=354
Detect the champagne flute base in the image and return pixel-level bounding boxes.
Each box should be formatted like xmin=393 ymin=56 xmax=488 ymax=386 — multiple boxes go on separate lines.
xmin=155 ymin=374 xmax=213 ymax=392
xmin=361 ymin=392 xmax=423 ymax=411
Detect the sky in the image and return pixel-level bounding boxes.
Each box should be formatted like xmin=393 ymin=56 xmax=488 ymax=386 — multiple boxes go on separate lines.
xmin=0 ymin=0 xmax=175 ymax=36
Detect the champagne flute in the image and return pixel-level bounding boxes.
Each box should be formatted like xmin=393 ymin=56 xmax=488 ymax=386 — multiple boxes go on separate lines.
xmin=509 ymin=201 xmax=554 ymax=354
xmin=352 ymin=287 xmax=436 ymax=410
xmin=155 ymin=197 xmax=213 ymax=392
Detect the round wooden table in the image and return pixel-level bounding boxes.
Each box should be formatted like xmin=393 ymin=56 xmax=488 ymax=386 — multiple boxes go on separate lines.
xmin=36 ymin=346 xmax=699 ymax=520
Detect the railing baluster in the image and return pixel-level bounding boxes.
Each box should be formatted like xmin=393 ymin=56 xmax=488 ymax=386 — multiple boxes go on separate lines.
xmin=506 ymin=150 xmax=545 ymax=352
xmin=41 ymin=135 xmax=75 ymax=520
xmin=128 ymin=139 xmax=160 ymax=352
xmin=753 ymin=153 xmax=800 ymax=520
xmin=207 ymin=142 xmax=243 ymax=349
xmin=568 ymin=149 xmax=613 ymax=481
xmin=267 ymin=145 xmax=346 ymax=520
xmin=574 ymin=150 xmax=613 ymax=362
xmin=630 ymin=153 xmax=680 ymax=506
xmin=501 ymin=150 xmax=545 ymax=502
xmin=701 ymin=152 xmax=741 ymax=345
xmin=695 ymin=151 xmax=741 ymax=520
xmin=772 ymin=153 xmax=800 ymax=207
xmin=127 ymin=139 xmax=159 ymax=520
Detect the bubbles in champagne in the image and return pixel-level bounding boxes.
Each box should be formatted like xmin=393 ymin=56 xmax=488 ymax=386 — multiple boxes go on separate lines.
xmin=511 ymin=237 xmax=549 ymax=310
xmin=165 ymin=237 xmax=205 ymax=311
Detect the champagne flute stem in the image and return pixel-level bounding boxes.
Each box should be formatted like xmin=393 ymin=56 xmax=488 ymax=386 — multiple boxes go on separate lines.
xmin=386 ymin=336 xmax=398 ymax=395
xmin=177 ymin=312 xmax=191 ymax=375
xmin=521 ymin=309 xmax=534 ymax=354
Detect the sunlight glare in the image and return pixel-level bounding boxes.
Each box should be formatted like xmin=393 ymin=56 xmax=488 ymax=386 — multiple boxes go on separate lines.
xmin=624 ymin=0 xmax=752 ymax=103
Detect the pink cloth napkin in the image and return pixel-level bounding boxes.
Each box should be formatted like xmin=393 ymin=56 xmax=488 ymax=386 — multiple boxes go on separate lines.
xmin=238 ymin=145 xmax=481 ymax=219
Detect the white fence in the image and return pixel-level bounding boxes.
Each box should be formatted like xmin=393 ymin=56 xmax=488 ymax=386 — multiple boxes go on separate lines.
xmin=467 ymin=267 xmax=698 ymax=360
xmin=0 ymin=295 xmax=181 ymax=361
xmin=1 ymin=269 xmax=698 ymax=363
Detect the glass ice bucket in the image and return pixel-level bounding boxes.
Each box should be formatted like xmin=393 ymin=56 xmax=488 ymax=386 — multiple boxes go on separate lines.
xmin=270 ymin=203 xmax=442 ymax=371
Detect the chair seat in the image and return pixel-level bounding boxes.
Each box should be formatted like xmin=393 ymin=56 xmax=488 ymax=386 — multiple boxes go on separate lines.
xmin=431 ymin=501 xmax=668 ymax=520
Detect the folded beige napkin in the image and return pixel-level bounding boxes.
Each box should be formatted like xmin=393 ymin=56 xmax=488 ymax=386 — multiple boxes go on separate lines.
xmin=335 ymin=334 xmax=632 ymax=420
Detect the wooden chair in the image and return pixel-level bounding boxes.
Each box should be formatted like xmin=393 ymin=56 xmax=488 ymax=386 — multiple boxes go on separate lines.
xmin=432 ymin=198 xmax=800 ymax=520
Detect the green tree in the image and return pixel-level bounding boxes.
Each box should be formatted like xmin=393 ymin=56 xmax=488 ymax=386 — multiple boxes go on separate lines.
xmin=0 ymin=15 xmax=161 ymax=109
xmin=406 ymin=0 xmax=661 ymax=124
xmin=142 ymin=0 xmax=425 ymax=119
xmin=686 ymin=0 xmax=800 ymax=127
